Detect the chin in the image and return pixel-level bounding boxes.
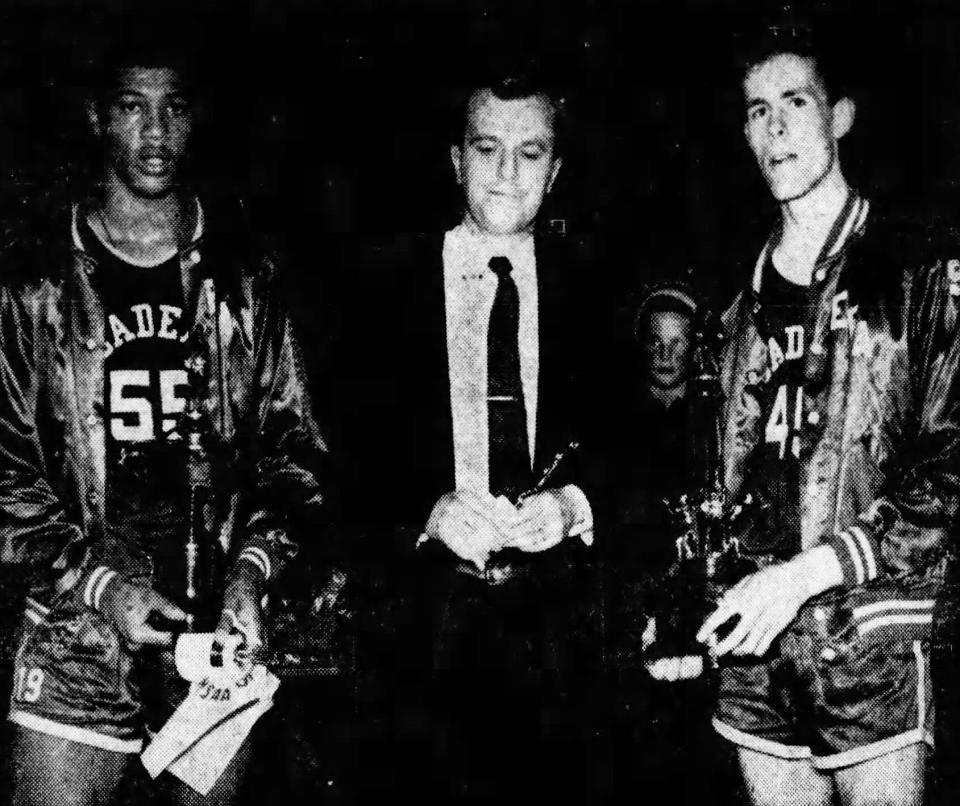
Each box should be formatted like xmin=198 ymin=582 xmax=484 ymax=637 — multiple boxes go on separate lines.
xmin=116 ymin=164 xmax=178 ymax=199
xmin=131 ymin=179 xmax=178 ymax=199
xmin=764 ymin=170 xmax=826 ymax=203
xmin=477 ymin=211 xmax=530 ymax=236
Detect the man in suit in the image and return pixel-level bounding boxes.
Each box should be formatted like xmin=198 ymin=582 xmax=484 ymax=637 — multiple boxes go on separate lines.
xmin=347 ymin=71 xmax=599 ymax=804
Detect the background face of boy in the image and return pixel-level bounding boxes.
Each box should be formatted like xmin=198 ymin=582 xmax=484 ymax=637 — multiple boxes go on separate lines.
xmin=453 ymin=89 xmax=560 ymax=235
xmin=644 ymin=310 xmax=692 ymax=391
xmin=102 ymin=67 xmax=193 ymax=199
xmin=743 ymin=53 xmax=837 ymax=203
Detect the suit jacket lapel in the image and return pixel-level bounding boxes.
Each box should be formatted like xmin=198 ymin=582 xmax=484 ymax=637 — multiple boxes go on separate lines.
xmin=424 ymin=234 xmax=455 ymax=490
xmin=533 ymin=233 xmax=562 ymax=474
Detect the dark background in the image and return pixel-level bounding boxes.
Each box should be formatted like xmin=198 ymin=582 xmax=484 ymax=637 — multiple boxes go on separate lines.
xmin=0 ymin=0 xmax=959 ymax=310
xmin=0 ymin=1 xmax=958 ymax=803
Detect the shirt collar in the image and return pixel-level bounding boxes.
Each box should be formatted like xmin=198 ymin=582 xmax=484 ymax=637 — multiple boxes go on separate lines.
xmin=447 ymin=216 xmax=535 ymax=280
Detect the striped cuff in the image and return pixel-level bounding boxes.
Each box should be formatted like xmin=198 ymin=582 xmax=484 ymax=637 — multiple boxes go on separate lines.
xmin=826 ymin=523 xmax=880 ymax=587
xmin=236 ymin=546 xmax=272 ymax=582
xmin=81 ymin=565 xmax=120 ymax=612
xmin=852 ymin=598 xmax=935 ymax=640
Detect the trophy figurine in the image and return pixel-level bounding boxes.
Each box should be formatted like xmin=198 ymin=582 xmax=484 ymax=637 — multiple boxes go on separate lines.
xmin=643 ymin=304 xmax=756 ymax=662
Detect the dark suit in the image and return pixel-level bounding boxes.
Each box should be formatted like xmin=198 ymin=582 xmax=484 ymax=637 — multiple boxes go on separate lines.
xmin=337 ymin=229 xmax=603 ymax=804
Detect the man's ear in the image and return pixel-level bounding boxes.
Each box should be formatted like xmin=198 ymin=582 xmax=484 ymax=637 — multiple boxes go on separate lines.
xmin=831 ymin=97 xmax=855 ymax=140
xmin=546 ymin=158 xmax=562 ymax=194
xmin=86 ymin=100 xmax=102 ymax=138
xmin=450 ymin=145 xmax=463 ymax=185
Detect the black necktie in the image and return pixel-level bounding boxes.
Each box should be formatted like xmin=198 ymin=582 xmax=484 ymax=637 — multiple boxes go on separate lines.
xmin=487 ymin=256 xmax=531 ymax=499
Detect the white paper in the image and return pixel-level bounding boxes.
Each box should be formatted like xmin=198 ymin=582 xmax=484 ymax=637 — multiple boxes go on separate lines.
xmin=141 ymin=665 xmax=280 ymax=796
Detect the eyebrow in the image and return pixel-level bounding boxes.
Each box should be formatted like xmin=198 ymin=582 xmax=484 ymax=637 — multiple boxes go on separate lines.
xmin=112 ymin=88 xmax=188 ymax=101
xmin=467 ymin=133 xmax=552 ymax=146
xmin=746 ymin=85 xmax=818 ymax=109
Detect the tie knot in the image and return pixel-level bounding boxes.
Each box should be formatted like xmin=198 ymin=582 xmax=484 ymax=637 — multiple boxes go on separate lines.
xmin=488 ymin=256 xmax=513 ymax=279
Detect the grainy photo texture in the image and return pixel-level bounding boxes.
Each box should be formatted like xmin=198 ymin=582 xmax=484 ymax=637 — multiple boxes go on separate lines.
xmin=0 ymin=2 xmax=957 ymax=805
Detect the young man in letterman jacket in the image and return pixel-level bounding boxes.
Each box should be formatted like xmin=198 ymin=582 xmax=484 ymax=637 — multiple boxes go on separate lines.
xmin=696 ymin=30 xmax=960 ymax=806
xmin=0 ymin=43 xmax=329 ymax=805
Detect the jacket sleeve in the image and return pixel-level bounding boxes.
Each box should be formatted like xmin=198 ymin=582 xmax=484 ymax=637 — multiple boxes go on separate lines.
xmin=826 ymin=256 xmax=960 ymax=585
xmin=0 ymin=282 xmax=87 ymax=588
xmin=231 ymin=264 xmax=331 ymax=585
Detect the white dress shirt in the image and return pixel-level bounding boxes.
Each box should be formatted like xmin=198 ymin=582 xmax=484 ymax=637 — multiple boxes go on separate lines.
xmin=442 ymin=219 xmax=592 ymax=542
xmin=443 ymin=220 xmax=538 ymax=492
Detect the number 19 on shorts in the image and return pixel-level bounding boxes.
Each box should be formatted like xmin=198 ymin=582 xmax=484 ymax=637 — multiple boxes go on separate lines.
xmin=14 ymin=667 xmax=44 ymax=703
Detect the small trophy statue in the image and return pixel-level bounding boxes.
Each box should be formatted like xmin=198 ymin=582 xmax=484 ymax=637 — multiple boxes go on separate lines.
xmin=647 ymin=487 xmax=757 ymax=661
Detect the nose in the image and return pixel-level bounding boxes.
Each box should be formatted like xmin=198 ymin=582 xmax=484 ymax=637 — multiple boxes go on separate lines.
xmin=497 ymin=148 xmax=518 ymax=181
xmin=767 ymin=107 xmax=786 ymax=138
xmin=142 ymin=106 xmax=168 ymax=142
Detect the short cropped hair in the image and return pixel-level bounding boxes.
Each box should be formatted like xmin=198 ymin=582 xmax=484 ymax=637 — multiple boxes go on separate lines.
xmin=451 ymin=69 xmax=567 ymax=158
xmin=93 ymin=28 xmax=198 ymax=113
xmin=734 ymin=24 xmax=846 ymax=103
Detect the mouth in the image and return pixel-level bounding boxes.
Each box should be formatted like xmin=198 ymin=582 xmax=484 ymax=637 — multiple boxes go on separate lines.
xmin=138 ymin=148 xmax=174 ymax=175
xmin=487 ymin=189 xmax=521 ymax=201
xmin=767 ymin=152 xmax=797 ymax=169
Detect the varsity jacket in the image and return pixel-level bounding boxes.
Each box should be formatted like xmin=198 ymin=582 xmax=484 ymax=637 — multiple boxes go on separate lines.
xmin=0 ymin=196 xmax=329 ymax=606
xmin=720 ymin=194 xmax=960 ymax=624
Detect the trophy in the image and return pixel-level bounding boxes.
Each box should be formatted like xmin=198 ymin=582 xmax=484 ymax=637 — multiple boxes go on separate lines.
xmin=176 ymin=344 xmax=227 ymax=632
xmin=648 ymin=488 xmax=757 ymax=660
xmin=644 ymin=305 xmax=757 ymax=661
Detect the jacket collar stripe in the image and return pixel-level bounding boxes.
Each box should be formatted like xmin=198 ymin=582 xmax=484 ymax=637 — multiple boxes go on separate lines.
xmin=70 ymin=204 xmax=83 ymax=251
xmin=820 ymin=191 xmax=859 ymax=260
xmin=826 ymin=195 xmax=870 ymax=259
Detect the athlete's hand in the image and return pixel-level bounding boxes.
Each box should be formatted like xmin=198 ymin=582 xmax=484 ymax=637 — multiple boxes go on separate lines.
xmin=697 ymin=546 xmax=843 ymax=659
xmin=697 ymin=563 xmax=806 ymax=658
xmin=99 ymin=578 xmax=188 ymax=649
xmin=216 ymin=568 xmax=266 ymax=654
xmin=423 ymin=490 xmax=511 ymax=569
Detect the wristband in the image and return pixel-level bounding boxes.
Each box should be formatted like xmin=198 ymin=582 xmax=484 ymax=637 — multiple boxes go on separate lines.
xmin=236 ymin=547 xmax=272 ymax=581
xmin=83 ymin=566 xmax=119 ymax=612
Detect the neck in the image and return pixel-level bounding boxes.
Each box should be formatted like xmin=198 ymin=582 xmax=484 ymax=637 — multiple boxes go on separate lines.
xmin=778 ymin=165 xmax=850 ymax=253
xmin=649 ymin=382 xmax=686 ymax=408
xmin=98 ymin=175 xmax=188 ymax=242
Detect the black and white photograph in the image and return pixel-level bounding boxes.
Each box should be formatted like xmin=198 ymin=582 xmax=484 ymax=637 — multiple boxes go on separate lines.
xmin=0 ymin=1 xmax=957 ymax=804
